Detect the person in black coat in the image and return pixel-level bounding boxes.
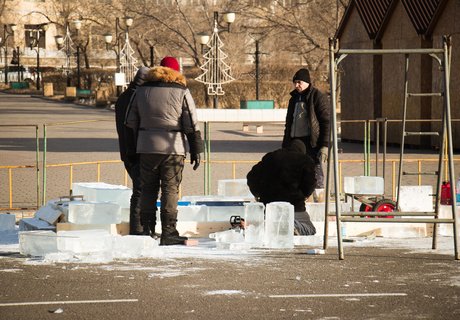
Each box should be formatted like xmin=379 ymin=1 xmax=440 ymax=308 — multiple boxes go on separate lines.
xmin=115 ymin=67 xmax=149 ymax=235
xmin=283 ymin=68 xmax=330 ymax=189
xmin=246 ymin=139 xmax=317 ymax=235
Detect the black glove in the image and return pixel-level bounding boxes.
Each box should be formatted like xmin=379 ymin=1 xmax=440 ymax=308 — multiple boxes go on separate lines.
xmin=191 ymin=153 xmax=200 ymax=170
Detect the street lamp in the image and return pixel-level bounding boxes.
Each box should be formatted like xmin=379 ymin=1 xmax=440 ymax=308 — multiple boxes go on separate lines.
xmin=55 ymin=20 xmax=82 ymax=89
xmin=29 ymin=23 xmax=49 ymax=90
xmin=0 ymin=24 xmax=18 ymax=84
xmin=195 ymin=11 xmax=236 ymax=109
xmin=104 ymin=16 xmax=136 ymax=96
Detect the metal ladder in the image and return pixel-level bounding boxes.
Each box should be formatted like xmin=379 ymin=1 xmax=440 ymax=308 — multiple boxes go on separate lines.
xmin=395 ymin=49 xmax=450 ymax=251
xmin=324 ymin=35 xmax=459 ymax=260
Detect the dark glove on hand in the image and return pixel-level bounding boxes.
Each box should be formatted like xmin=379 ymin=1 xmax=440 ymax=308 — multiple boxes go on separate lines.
xmin=191 ymin=153 xmax=200 ymax=170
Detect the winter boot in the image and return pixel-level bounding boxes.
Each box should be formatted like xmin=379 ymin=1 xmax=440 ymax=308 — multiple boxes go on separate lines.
xmin=160 ymin=224 xmax=188 ymax=246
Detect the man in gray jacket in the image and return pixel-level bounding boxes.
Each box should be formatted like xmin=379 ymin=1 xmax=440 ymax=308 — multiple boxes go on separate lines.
xmin=126 ymin=57 xmax=204 ymax=245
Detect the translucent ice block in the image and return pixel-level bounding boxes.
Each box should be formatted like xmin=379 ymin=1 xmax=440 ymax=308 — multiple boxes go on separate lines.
xmin=35 ymin=205 xmax=63 ymax=225
xmin=112 ymin=235 xmax=160 ymax=259
xmin=264 ymin=202 xmax=294 ymax=249
xmin=217 ymin=179 xmax=253 ymax=198
xmin=57 ymin=229 xmax=112 ymax=254
xmin=209 ymin=229 xmax=245 ymax=243
xmin=72 ymin=182 xmax=131 ymax=208
xmin=68 ymin=201 xmax=121 ymax=224
xmin=207 ymin=206 xmax=244 ymax=222
xmin=177 ymin=205 xmax=208 ymax=222
xmin=0 ymin=213 xmax=16 ymax=231
xmin=19 ymin=231 xmax=58 ymax=256
xmin=398 ymin=185 xmax=433 ymax=212
xmin=343 ymin=176 xmax=384 ymax=195
xmin=244 ymin=202 xmax=265 ymax=245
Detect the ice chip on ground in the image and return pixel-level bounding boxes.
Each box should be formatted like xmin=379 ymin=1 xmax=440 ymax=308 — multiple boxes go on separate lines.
xmin=112 ymin=235 xmax=159 ymax=259
xmin=244 ymin=202 xmax=265 ymax=245
xmin=19 ymin=231 xmax=58 ymax=256
xmin=57 ymin=229 xmax=112 ymax=254
xmin=343 ymin=176 xmax=384 ymax=195
xmin=209 ymin=229 xmax=244 ymax=243
xmin=72 ymin=182 xmax=131 ymax=208
xmin=264 ymin=202 xmax=294 ymax=249
xmin=217 ymin=179 xmax=253 ymax=198
xmin=0 ymin=213 xmax=16 ymax=231
xmin=68 ymin=201 xmax=121 ymax=224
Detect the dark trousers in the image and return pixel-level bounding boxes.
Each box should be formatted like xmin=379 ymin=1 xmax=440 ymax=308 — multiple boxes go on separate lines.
xmin=125 ymin=161 xmax=142 ymax=234
xmin=294 ymin=211 xmax=316 ymax=235
xmin=294 ymin=137 xmax=324 ymax=188
xmin=139 ymin=154 xmax=184 ymax=233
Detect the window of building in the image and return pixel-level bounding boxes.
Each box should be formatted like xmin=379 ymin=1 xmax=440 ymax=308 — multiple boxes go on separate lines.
xmin=24 ymin=24 xmax=46 ymax=49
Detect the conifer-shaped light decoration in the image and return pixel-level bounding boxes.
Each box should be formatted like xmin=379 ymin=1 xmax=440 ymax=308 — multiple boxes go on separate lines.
xmin=195 ymin=20 xmax=235 ymax=96
xmin=58 ymin=25 xmax=76 ymax=77
xmin=119 ymin=32 xmax=138 ymax=86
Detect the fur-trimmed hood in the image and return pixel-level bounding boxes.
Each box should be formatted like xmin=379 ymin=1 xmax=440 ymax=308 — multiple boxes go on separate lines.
xmin=144 ymin=66 xmax=186 ymax=86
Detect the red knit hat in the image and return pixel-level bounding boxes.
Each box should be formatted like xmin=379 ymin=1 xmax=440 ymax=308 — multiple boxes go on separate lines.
xmin=160 ymin=56 xmax=180 ymax=72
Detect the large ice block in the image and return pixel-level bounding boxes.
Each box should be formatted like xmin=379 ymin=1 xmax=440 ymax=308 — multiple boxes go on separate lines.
xmin=112 ymin=235 xmax=160 ymax=259
xmin=177 ymin=205 xmax=208 ymax=222
xmin=244 ymin=202 xmax=265 ymax=246
xmin=343 ymin=176 xmax=384 ymax=195
xmin=57 ymin=229 xmax=112 ymax=254
xmin=19 ymin=231 xmax=58 ymax=256
xmin=398 ymin=186 xmax=433 ymax=212
xmin=217 ymin=179 xmax=253 ymax=198
xmin=72 ymin=182 xmax=131 ymax=208
xmin=19 ymin=218 xmax=55 ymax=231
xmin=68 ymin=201 xmax=121 ymax=224
xmin=264 ymin=202 xmax=294 ymax=249
xmin=35 ymin=205 xmax=64 ymax=225
xmin=0 ymin=213 xmax=16 ymax=231
xmin=207 ymin=206 xmax=245 ymax=222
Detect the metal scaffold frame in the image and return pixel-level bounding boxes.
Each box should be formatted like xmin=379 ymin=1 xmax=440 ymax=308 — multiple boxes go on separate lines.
xmin=324 ymin=35 xmax=459 ymax=260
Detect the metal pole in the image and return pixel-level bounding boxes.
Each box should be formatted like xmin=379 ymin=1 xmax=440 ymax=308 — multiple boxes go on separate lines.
xmin=328 ymin=38 xmax=344 ymax=259
xmin=42 ymin=124 xmax=47 ymax=205
xmin=255 ymin=40 xmax=260 ymax=100
xmin=150 ymin=45 xmax=154 ymax=67
xmin=4 ymin=27 xmax=8 ymax=84
xmin=16 ymin=46 xmax=20 ymax=81
xmin=441 ymin=36 xmax=459 ymax=260
xmin=76 ymin=45 xmax=81 ymax=90
xmin=35 ymin=125 xmax=40 ymax=207
xmin=36 ymin=49 xmax=40 ymax=90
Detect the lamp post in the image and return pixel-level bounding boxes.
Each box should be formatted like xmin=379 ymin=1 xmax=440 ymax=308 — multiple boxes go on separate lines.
xmin=29 ymin=23 xmax=49 ymax=90
xmin=104 ymin=16 xmax=136 ymax=97
xmin=1 ymin=24 xmax=17 ymax=84
xmin=55 ymin=20 xmax=82 ymax=89
xmin=196 ymin=11 xmax=236 ymax=109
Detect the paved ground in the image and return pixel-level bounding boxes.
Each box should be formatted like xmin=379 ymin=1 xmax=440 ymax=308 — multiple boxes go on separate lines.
xmin=0 ymin=93 xmax=459 ymax=319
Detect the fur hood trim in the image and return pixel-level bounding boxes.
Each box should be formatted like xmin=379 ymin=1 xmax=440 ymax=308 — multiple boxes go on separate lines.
xmin=145 ymin=66 xmax=186 ymax=86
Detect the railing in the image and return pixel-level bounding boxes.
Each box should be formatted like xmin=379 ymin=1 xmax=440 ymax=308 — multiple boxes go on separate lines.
xmin=1 ymin=157 xmax=458 ymax=211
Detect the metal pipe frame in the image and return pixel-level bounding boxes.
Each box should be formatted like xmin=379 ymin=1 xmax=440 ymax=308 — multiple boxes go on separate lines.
xmin=326 ymin=36 xmax=458 ymax=260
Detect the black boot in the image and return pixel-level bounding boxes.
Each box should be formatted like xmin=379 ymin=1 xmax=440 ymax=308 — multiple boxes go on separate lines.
xmin=160 ymin=224 xmax=188 ymax=246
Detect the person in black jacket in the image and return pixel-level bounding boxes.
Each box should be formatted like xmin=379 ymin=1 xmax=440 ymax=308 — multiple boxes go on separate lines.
xmin=283 ymin=68 xmax=330 ymax=189
xmin=115 ymin=66 xmax=149 ymax=235
xmin=246 ymin=139 xmax=317 ymax=235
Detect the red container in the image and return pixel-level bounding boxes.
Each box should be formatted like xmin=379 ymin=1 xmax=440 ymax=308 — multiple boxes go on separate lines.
xmin=441 ymin=181 xmax=452 ymax=205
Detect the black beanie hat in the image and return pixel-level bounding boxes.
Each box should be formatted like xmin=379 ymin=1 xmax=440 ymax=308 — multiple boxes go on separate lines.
xmin=293 ymin=68 xmax=311 ymax=83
